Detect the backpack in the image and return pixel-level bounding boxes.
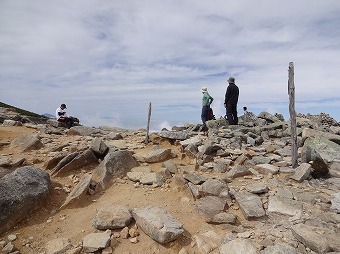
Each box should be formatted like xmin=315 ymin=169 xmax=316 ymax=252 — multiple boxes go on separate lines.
xmin=207 ymin=106 xmax=215 ymax=121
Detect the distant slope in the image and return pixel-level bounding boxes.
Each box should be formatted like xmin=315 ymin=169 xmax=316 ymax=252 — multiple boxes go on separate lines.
xmin=0 ymin=102 xmax=47 ymax=118
xmin=42 ymin=113 xmax=54 ymax=118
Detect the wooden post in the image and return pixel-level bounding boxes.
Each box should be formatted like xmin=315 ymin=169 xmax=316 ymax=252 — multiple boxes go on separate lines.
xmin=145 ymin=102 xmax=152 ymax=144
xmin=288 ymin=62 xmax=298 ymax=168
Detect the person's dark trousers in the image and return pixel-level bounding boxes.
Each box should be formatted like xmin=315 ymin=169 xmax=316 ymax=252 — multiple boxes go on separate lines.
xmin=226 ymin=104 xmax=238 ymax=125
xmin=201 ymin=105 xmax=209 ymax=125
xmin=58 ymin=117 xmax=74 ymax=128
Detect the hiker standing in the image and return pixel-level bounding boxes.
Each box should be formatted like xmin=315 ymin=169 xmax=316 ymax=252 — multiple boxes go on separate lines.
xmin=201 ymin=87 xmax=214 ymax=126
xmin=55 ymin=103 xmax=79 ymax=128
xmin=224 ymin=77 xmax=239 ymax=125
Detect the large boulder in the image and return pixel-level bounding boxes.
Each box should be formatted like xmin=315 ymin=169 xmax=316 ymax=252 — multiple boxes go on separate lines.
xmin=92 ymin=150 xmax=139 ymax=189
xmin=301 ymin=136 xmax=340 ymax=177
xmin=0 ymin=166 xmax=51 ymax=235
xmin=9 ymin=134 xmax=43 ymax=152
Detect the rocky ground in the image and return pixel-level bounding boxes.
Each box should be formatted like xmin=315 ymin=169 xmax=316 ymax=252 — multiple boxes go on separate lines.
xmin=0 ymin=107 xmax=340 ymax=254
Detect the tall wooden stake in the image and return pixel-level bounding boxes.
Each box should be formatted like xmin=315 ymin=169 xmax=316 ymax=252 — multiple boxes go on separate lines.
xmin=145 ymin=102 xmax=152 ymax=144
xmin=288 ymin=62 xmax=298 ymax=168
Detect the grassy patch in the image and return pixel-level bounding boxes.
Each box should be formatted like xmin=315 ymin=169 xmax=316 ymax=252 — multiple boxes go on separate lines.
xmin=0 ymin=102 xmax=47 ymax=118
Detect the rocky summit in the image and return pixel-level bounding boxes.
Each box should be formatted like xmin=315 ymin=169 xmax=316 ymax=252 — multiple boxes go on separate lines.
xmin=0 ymin=106 xmax=340 ymax=254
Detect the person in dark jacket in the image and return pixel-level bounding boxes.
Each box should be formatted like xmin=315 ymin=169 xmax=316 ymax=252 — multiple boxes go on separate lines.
xmin=224 ymin=77 xmax=239 ymax=125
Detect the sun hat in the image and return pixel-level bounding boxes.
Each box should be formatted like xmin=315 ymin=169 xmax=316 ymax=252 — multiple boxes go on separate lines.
xmin=227 ymin=77 xmax=235 ymax=83
xmin=201 ymin=87 xmax=208 ymax=92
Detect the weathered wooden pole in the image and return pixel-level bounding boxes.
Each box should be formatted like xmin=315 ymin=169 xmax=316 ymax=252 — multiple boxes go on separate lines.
xmin=145 ymin=102 xmax=152 ymax=144
xmin=288 ymin=62 xmax=298 ymax=168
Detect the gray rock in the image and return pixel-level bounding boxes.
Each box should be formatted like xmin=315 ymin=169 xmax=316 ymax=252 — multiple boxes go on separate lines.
xmin=90 ymin=137 xmax=109 ymax=158
xmin=330 ymin=192 xmax=340 ymax=213
xmin=92 ymin=205 xmax=133 ymax=229
xmin=82 ymin=230 xmax=111 ymax=253
xmin=44 ymin=155 xmax=68 ymax=171
xmin=0 ymin=155 xmax=11 ymax=167
xmin=227 ymin=165 xmax=253 ymax=179
xmin=131 ymin=166 xmax=152 ymax=173
xmin=251 ymin=155 xmax=272 ymax=165
xmin=302 ymin=135 xmax=340 ymax=177
xmin=193 ymin=230 xmax=220 ymax=254
xmin=108 ymin=132 xmax=123 ymax=140
xmin=275 ymin=147 xmax=292 ymax=157
xmin=234 ymin=154 xmax=248 ymax=166
xmin=246 ymin=183 xmax=269 ymax=194
xmin=47 ymin=119 xmax=65 ymax=128
xmin=92 ymin=150 xmax=138 ymax=189
xmin=9 ymin=134 xmax=43 ymax=152
xmin=330 ymin=161 xmax=340 ymax=177
xmin=220 ymin=238 xmax=257 ymax=254
xmin=292 ymin=191 xmax=319 ymax=204
xmin=291 ymin=223 xmax=331 ymax=253
xmin=132 ymin=206 xmax=184 ymax=243
xmin=201 ymin=178 xmax=228 ymax=196
xmin=2 ymin=242 xmax=14 ymax=254
xmin=267 ymin=195 xmax=303 ymax=216
xmin=184 ymin=143 xmax=199 ymax=156
xmin=2 ymin=119 xmax=22 ymax=126
xmin=67 ymin=126 xmax=100 ymax=136
xmin=158 ymin=131 xmax=190 ymax=140
xmin=51 ymin=152 xmax=79 ymax=175
xmin=183 ymin=173 xmax=206 ymax=185
xmin=290 ymin=163 xmax=312 ymax=182
xmin=179 ymin=135 xmax=202 ymax=147
xmin=195 ymin=196 xmax=228 ymax=217
xmin=206 ymin=118 xmax=228 ymax=129
xmin=188 ymin=182 xmax=202 ymax=199
xmin=127 ymin=172 xmax=164 ymax=186
xmin=53 ymin=149 xmax=98 ymax=176
xmin=258 ymin=112 xmax=281 ymax=123
xmin=61 ymin=173 xmax=92 ymax=208
xmin=254 ymin=164 xmax=279 ymax=175
xmin=233 ymin=192 xmax=266 ymax=219
xmin=261 ymin=243 xmax=297 ymax=254
xmin=45 ymin=238 xmax=72 ymax=254
xmin=207 ymin=212 xmax=237 ymax=225
xmin=0 ymin=167 xmax=11 ymax=179
xmin=302 ymin=128 xmax=340 ymax=145
xmin=275 ymin=188 xmax=294 ymax=199
xmin=0 ymin=166 xmax=51 ymax=235
xmin=144 ymin=146 xmax=171 ymax=163
xmin=162 ymin=160 xmax=178 ymax=174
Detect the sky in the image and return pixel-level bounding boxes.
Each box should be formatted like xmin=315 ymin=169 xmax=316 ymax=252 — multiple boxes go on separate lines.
xmin=1 ymin=0 xmax=340 ymax=131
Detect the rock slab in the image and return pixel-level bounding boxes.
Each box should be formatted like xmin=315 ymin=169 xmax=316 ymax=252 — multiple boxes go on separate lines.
xmin=132 ymin=206 xmax=184 ymax=243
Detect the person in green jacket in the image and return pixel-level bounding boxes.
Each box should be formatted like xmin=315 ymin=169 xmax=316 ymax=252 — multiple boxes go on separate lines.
xmin=201 ymin=87 xmax=214 ymax=126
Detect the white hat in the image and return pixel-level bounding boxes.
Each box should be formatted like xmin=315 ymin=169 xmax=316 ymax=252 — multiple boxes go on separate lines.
xmin=201 ymin=87 xmax=208 ymax=92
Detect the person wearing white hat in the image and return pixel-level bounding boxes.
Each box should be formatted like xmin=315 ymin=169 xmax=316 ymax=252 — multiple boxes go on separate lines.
xmin=201 ymin=87 xmax=214 ymax=126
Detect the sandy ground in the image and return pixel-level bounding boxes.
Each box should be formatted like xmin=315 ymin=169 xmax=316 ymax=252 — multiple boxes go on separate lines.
xmin=0 ymin=126 xmax=245 ymax=254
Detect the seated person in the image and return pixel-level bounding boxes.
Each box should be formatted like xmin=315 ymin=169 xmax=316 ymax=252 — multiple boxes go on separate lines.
xmin=55 ymin=103 xmax=79 ymax=128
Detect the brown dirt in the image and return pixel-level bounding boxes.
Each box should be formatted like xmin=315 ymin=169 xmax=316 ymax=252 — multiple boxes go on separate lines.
xmin=0 ymin=126 xmax=245 ymax=254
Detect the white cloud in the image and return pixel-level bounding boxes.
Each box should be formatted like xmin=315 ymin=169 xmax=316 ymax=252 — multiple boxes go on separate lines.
xmin=1 ymin=0 xmax=340 ymax=130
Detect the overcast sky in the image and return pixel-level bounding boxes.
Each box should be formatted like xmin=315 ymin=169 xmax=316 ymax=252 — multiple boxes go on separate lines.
xmin=1 ymin=0 xmax=340 ymax=130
